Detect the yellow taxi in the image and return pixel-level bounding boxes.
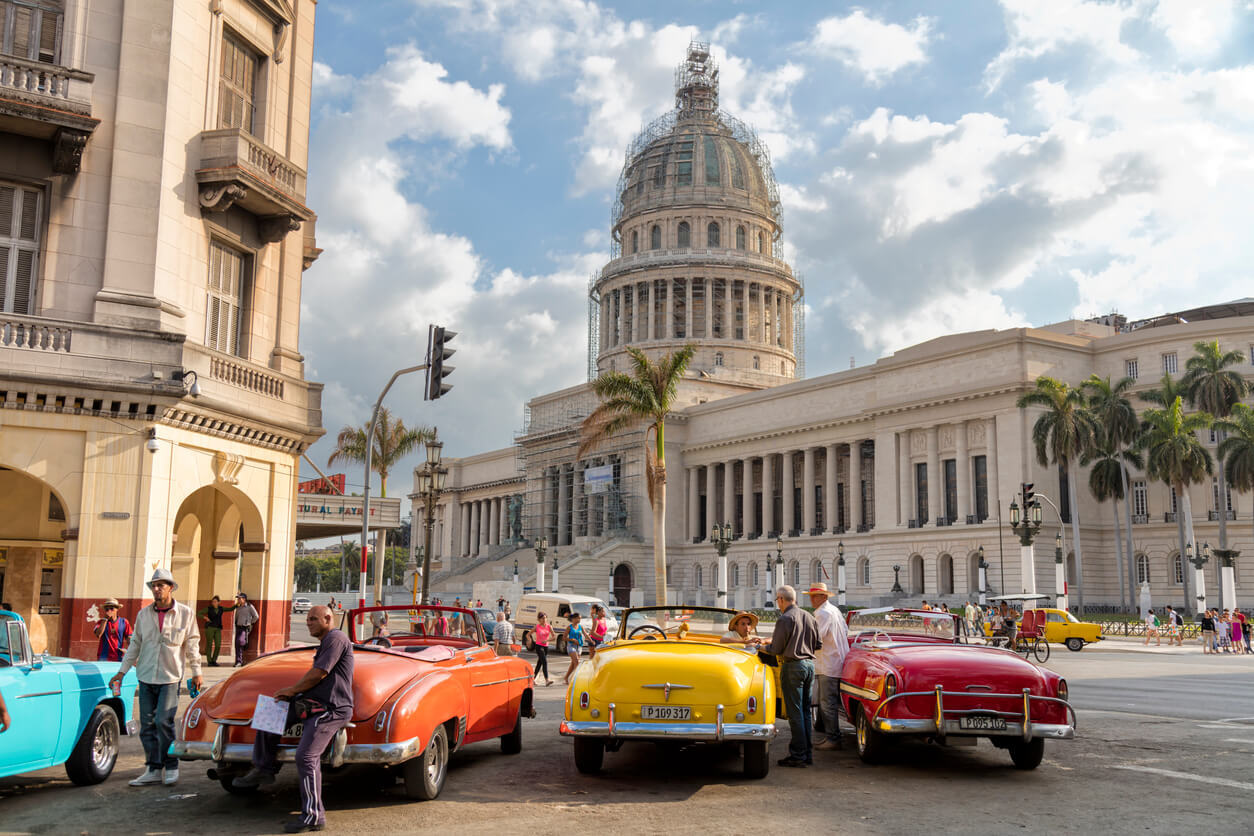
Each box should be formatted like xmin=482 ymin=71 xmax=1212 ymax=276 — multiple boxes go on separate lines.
xmin=1036 ymin=608 xmax=1103 ymax=651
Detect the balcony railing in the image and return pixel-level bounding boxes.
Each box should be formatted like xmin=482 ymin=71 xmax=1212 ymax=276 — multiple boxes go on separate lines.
xmin=196 ymin=129 xmax=312 ymax=239
xmin=1208 ymin=510 xmax=1236 ymax=521
xmin=1131 ymin=514 xmax=1149 ymax=525
xmin=0 ymin=316 xmax=72 ymax=352
xmin=0 ymin=55 xmax=96 ymax=172
xmin=209 ymin=354 xmax=285 ymax=399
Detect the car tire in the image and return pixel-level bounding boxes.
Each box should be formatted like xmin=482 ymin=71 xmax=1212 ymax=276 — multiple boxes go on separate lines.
xmin=501 ymin=706 xmax=523 ymax=754
xmin=743 ymin=740 xmax=769 ymax=779
xmin=572 ymin=737 xmax=604 ymax=774
xmin=64 ymin=705 xmax=120 ymax=785
xmin=403 ymin=724 xmax=449 ymax=800
xmin=854 ymin=704 xmax=886 ymax=764
xmin=1008 ymin=737 xmax=1045 ymax=769
xmin=1066 ymin=638 xmax=1085 ymax=652
xmin=556 ymin=635 xmax=566 ymax=655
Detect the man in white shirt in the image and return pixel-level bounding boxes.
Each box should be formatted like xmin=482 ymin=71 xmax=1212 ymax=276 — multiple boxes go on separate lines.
xmin=493 ymin=611 xmax=516 ymax=656
xmin=110 ymin=568 xmax=202 ymax=787
xmin=808 ymin=583 xmax=848 ymax=751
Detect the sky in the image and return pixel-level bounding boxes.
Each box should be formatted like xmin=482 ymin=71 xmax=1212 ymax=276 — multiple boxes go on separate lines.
xmin=299 ymin=0 xmax=1254 ymax=508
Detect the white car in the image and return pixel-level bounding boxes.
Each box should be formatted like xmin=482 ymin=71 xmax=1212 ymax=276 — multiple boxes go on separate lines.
xmin=292 ymin=597 xmax=312 ymax=613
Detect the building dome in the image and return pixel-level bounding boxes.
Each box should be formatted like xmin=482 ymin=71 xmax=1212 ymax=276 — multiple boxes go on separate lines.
xmin=590 ymin=43 xmax=802 ymax=391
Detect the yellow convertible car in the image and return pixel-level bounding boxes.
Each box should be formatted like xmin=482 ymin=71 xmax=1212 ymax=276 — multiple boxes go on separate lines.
xmin=559 ymin=605 xmax=779 ymax=778
xmin=983 ymin=605 xmax=1103 ymax=651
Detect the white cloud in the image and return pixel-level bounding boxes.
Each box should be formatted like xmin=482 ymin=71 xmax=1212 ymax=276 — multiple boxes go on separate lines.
xmin=1151 ymin=0 xmax=1237 ymax=59
xmin=809 ymin=9 xmax=933 ymax=84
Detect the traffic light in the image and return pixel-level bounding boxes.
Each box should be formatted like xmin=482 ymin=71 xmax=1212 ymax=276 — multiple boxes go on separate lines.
xmin=1022 ymin=482 xmax=1035 ymax=506
xmin=425 ymin=324 xmax=456 ymax=400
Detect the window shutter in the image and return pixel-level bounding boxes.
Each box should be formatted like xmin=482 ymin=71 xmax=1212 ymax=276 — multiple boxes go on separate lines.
xmin=12 ymin=7 xmax=34 ymax=59
xmin=0 ymin=249 xmax=9 ymax=311
xmin=226 ymin=299 xmax=240 ymax=355
xmin=18 ymin=188 xmax=38 ymax=240
xmin=38 ymin=9 xmax=60 ymax=63
xmin=13 ymin=249 xmax=33 ymax=313
xmin=206 ymin=296 xmax=221 ymax=350
xmin=0 ymin=186 xmax=13 ymax=235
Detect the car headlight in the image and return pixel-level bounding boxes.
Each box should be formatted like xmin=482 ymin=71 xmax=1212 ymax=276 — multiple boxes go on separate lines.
xmin=884 ymin=674 xmax=897 ymax=698
xmin=1056 ymin=679 xmax=1068 ymax=702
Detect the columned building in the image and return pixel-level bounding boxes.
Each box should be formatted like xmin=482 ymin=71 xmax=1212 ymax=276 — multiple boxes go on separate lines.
xmin=0 ymin=0 xmax=323 ymax=657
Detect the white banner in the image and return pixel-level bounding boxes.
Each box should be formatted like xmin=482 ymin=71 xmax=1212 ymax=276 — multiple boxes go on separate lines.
xmin=584 ymin=465 xmax=613 ymax=494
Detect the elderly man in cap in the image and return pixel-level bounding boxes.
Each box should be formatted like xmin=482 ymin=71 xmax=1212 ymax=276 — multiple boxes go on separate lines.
xmin=110 ymin=568 xmax=202 ymax=787
xmin=808 ymin=582 xmax=848 ymax=750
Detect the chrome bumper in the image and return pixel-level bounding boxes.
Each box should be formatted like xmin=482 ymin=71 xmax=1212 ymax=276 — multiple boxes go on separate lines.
xmin=170 ymin=723 xmax=422 ymax=768
xmin=870 ymin=687 xmax=1076 ymax=742
xmin=559 ymin=703 xmax=776 ymax=742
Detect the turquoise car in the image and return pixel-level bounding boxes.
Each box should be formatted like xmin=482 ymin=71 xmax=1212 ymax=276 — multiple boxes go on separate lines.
xmin=1 ymin=610 xmax=139 ymax=784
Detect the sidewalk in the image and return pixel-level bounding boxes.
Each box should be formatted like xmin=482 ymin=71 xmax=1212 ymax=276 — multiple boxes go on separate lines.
xmin=1085 ymin=636 xmax=1248 ymax=655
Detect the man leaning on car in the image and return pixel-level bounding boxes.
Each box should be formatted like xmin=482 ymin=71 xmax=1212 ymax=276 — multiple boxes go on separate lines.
xmin=764 ymin=585 xmax=821 ymax=768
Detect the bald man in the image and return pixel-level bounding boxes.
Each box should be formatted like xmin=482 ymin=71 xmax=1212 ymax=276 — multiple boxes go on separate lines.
xmin=235 ymin=605 xmax=355 ymax=833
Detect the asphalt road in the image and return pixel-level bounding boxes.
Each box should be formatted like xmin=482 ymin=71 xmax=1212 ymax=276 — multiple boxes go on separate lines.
xmin=3 ymin=647 xmax=1252 ymax=835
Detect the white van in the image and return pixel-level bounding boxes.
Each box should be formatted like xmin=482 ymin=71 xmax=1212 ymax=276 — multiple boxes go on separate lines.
xmin=514 ymin=593 xmax=613 ymax=653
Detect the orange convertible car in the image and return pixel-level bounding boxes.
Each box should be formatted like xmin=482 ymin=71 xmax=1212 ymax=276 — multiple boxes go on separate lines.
xmin=171 ymin=605 xmax=534 ymax=800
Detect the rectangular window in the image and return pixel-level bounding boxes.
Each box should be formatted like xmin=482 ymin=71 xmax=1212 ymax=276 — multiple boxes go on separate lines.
xmin=1125 ymin=358 xmax=1138 ymax=380
xmin=915 ymin=461 xmax=928 ymax=525
xmin=1162 ymin=351 xmax=1178 ymax=375
xmin=861 ymin=478 xmax=871 ymax=528
xmin=1 ymin=1 xmax=63 ymax=64
xmin=206 ymin=241 xmax=247 ymax=356
xmin=1170 ymin=486 xmax=1178 ymax=515
xmin=1133 ymin=480 xmax=1148 ymax=518
xmin=943 ymin=459 xmax=957 ymax=523
xmin=676 ymin=161 xmax=692 ymax=186
xmin=814 ymin=484 xmax=824 ymax=530
xmin=0 ymin=182 xmax=40 ymax=314
xmin=836 ymin=482 xmax=846 ymax=531
xmin=219 ymin=31 xmax=259 ymax=134
xmin=973 ymin=455 xmax=988 ymax=522
xmin=1213 ymin=477 xmax=1232 ymax=512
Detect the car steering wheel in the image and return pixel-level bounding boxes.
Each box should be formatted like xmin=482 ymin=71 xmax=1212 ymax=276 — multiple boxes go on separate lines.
xmin=362 ymin=636 xmax=392 ymax=648
xmin=629 ymin=624 xmax=667 ymax=640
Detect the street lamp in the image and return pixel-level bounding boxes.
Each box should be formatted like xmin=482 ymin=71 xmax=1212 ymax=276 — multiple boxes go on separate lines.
xmin=711 ymin=523 xmax=733 ymax=609
xmin=891 ymin=563 xmax=904 ymax=594
xmin=1187 ymin=541 xmax=1209 ymax=613
xmin=977 ymin=545 xmax=989 ymax=606
xmin=836 ymin=541 xmax=846 ymax=607
xmin=534 ymin=536 xmax=548 ymax=593
xmin=412 ymin=440 xmax=448 ymax=606
xmin=1213 ymin=544 xmax=1239 ymax=613
xmin=1008 ymin=485 xmax=1044 ymax=596
xmin=1054 ymin=532 xmax=1067 ymax=611
xmin=774 ymin=537 xmax=784 ymax=595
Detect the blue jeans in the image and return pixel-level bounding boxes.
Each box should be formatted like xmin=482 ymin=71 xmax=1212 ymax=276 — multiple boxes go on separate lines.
xmin=816 ymin=674 xmax=842 ymax=743
xmin=138 ymin=681 xmax=180 ymax=770
xmin=779 ymin=659 xmax=814 ymax=762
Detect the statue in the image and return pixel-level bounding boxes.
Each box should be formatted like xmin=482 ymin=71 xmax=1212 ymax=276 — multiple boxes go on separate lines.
xmin=508 ymin=495 xmax=524 ymax=542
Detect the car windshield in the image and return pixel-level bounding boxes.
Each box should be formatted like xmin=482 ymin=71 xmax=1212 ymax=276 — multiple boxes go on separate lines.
xmin=345 ymin=605 xmax=484 ymax=645
xmin=848 ymin=609 xmax=956 ymax=642
xmin=1064 ymin=611 xmax=1081 ymax=624
xmin=617 ymin=606 xmax=739 ymax=639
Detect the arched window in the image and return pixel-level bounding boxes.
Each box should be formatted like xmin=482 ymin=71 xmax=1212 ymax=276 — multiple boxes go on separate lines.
xmin=631 ymin=230 xmax=638 ymax=253
xmin=752 ymin=355 xmax=760 ymax=370
xmin=811 ymin=560 xmax=823 ymax=584
xmin=695 ymin=564 xmax=703 ymax=587
xmin=750 ymin=562 xmax=759 ymax=587
xmin=758 ymin=231 xmax=766 ymax=253
xmin=732 ymin=563 xmax=741 ymax=586
xmin=707 ymin=222 xmax=720 ymax=247
xmin=858 ymin=557 xmax=871 ymax=586
xmin=650 ymin=225 xmax=661 ymax=250
xmin=714 ymin=352 xmax=723 ymax=366
xmin=790 ymin=560 xmax=801 ymax=587
xmin=1136 ymin=553 xmax=1151 ymax=584
xmin=1172 ymin=553 xmax=1184 ymax=584
xmin=677 ymin=222 xmax=690 ymax=248
xmin=736 ymin=225 xmax=746 ymax=250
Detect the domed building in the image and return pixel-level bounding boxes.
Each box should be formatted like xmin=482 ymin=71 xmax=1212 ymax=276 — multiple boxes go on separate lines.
xmin=591 ymin=43 xmax=804 ymax=391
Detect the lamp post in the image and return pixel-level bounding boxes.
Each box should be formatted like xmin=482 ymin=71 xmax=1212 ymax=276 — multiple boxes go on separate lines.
xmin=414 ymin=440 xmax=447 ymax=606
xmin=1213 ymin=546 xmax=1239 ymax=613
xmin=608 ymin=564 xmax=617 ymax=607
xmin=977 ymin=545 xmax=988 ymax=606
xmin=1008 ymin=489 xmax=1044 ymax=596
xmin=512 ymin=558 xmax=519 ymax=584
xmin=551 ymin=554 xmax=561 ymax=593
xmin=774 ymin=537 xmax=784 ymax=596
xmin=1054 ymin=532 xmax=1068 ymax=611
xmin=711 ymin=523 xmax=733 ymax=609
xmin=891 ymin=564 xmax=904 ymax=594
xmin=836 ymin=541 xmax=846 ymax=607
xmin=534 ymin=537 xmax=548 ymax=593
xmin=1187 ymin=542 xmax=1209 ymax=614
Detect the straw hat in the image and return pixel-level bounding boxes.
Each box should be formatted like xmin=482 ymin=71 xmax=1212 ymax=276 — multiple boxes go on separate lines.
xmin=728 ymin=611 xmax=759 ymax=632
xmin=807 ymin=582 xmax=831 ymax=597
xmin=102 ymin=598 xmax=120 ymax=609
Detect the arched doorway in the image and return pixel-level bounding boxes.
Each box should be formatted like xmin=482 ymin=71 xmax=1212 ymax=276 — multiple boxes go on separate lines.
xmin=0 ymin=466 xmax=70 ymax=653
xmin=612 ymin=563 xmax=633 ymax=606
xmin=909 ymin=554 xmax=924 ymax=595
xmin=967 ymin=552 xmax=981 ymax=594
xmin=938 ymin=554 xmax=954 ymax=595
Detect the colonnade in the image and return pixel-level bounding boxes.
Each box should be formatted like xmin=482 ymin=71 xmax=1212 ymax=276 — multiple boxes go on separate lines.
xmin=454 ymin=492 xmax=522 ymax=558
xmin=600 ymin=277 xmax=792 ymax=352
xmin=538 ymin=456 xmax=625 ymax=547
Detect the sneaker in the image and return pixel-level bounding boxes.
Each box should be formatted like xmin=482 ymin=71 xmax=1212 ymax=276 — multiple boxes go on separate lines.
xmin=163 ymin=767 xmax=179 ymax=785
xmin=129 ymin=768 xmax=164 ymax=786
xmin=777 ymin=757 xmax=807 ymax=768
xmin=815 ymin=739 xmax=843 ymax=751
xmin=283 ymin=819 xmax=326 ymax=833
xmin=233 ymin=768 xmax=277 ymax=789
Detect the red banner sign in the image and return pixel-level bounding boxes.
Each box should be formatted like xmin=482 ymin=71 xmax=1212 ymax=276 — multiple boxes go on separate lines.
xmin=298 ymin=473 xmax=345 ymax=495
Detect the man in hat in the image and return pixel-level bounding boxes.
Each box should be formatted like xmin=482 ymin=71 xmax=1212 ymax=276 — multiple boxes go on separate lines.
xmin=808 ymin=582 xmax=848 ymax=750
xmin=110 ymin=568 xmax=202 ymax=787
xmin=92 ymin=598 xmax=132 ymax=662
xmin=720 ymin=611 xmax=762 ymax=647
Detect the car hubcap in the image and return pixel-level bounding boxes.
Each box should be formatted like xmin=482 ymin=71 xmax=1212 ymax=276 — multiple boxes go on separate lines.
xmin=426 ymin=735 xmax=446 ymax=787
xmin=93 ymin=718 xmax=117 ymax=770
xmin=856 ymin=715 xmax=867 ymax=751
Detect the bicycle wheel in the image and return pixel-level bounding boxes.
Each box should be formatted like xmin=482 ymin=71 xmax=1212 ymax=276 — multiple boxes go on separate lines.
xmin=1032 ymin=638 xmax=1050 ymax=663
xmin=1014 ymin=638 xmax=1030 ymax=659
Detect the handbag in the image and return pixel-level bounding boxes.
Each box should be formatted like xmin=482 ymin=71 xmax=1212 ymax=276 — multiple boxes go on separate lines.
xmin=284 ymin=696 xmax=328 ymax=733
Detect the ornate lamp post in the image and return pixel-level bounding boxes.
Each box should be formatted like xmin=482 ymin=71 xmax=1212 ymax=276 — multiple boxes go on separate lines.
xmin=533 ymin=536 xmax=548 ymax=593
xmin=1008 ymin=487 xmax=1044 ymax=595
xmin=1187 ymin=542 xmax=1209 ymax=614
xmin=711 ymin=523 xmax=733 ymax=609
xmin=551 ymin=554 xmax=561 ymax=592
xmin=774 ymin=536 xmax=784 ymax=595
xmin=836 ymin=541 xmax=846 ymax=607
xmin=891 ymin=564 xmax=904 ymax=594
xmin=1054 ymin=532 xmax=1067 ymax=611
xmin=414 ymin=440 xmax=448 ymax=606
xmin=977 ymin=545 xmax=989 ymax=606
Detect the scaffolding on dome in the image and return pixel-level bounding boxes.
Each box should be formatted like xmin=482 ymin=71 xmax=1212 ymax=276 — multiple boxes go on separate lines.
xmin=793 ymin=272 xmax=806 ymax=380
xmin=587 ymin=273 xmax=601 ymax=381
xmin=674 ymin=41 xmax=718 ymax=118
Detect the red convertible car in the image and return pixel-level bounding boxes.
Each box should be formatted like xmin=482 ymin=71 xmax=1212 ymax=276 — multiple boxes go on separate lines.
xmin=171 ymin=605 xmax=534 ymax=799
xmin=839 ymin=608 xmax=1074 ymax=769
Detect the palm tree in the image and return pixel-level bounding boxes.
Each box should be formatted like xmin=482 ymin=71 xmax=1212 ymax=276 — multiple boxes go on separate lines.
xmin=1182 ymin=340 xmax=1249 ymax=581
xmin=328 ymin=408 xmax=435 ymax=602
xmin=1083 ymin=374 xmax=1140 ymax=610
xmin=1216 ymin=403 xmax=1254 ymax=567
xmin=579 ymin=344 xmax=695 ymax=605
xmin=1138 ymin=371 xmax=1187 ymax=408
xmin=1139 ymin=396 xmax=1213 ymax=615
xmin=1017 ymin=377 xmax=1099 ymax=611
xmin=1083 ymin=433 xmax=1143 ymax=612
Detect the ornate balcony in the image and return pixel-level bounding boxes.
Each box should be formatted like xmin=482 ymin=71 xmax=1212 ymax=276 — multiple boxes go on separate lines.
xmin=196 ymin=129 xmax=313 ymax=241
xmin=597 ymin=246 xmax=795 ymax=285
xmin=0 ymin=55 xmax=96 ymax=172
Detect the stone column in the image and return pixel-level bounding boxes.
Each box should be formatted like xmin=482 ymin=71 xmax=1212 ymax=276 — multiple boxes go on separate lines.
xmin=739 ymin=280 xmax=748 ymax=340
xmin=927 ymin=426 xmax=940 ymax=525
xmin=647 ymin=281 xmax=656 ymax=341
xmin=688 ymin=467 xmax=700 ymax=541
xmin=758 ymin=284 xmax=767 ymax=343
xmin=600 ymin=296 xmax=608 ymax=352
xmin=725 ymin=279 xmax=734 ymax=339
xmin=742 ymin=456 xmax=755 ymax=536
xmin=556 ymin=466 xmax=570 ymax=546
xmin=665 ymin=279 xmax=675 ymax=340
xmin=825 ymin=443 xmax=838 ymax=533
xmin=899 ymin=431 xmax=912 ymax=526
xmin=987 ymin=417 xmax=1000 ymax=522
xmin=489 ymin=497 xmax=500 ymax=546
xmin=956 ymin=421 xmax=971 ymax=523
xmin=851 ymin=441 xmax=863 ymax=532
xmin=762 ymin=453 xmax=775 ymax=535
xmin=540 ymin=469 xmax=553 ymax=545
xmin=802 ymin=447 xmax=816 ymax=534
xmin=470 ymin=501 xmax=481 ymax=556
xmin=782 ymin=450 xmax=795 ymax=535
xmin=705 ymin=464 xmax=716 ymax=539
xmin=704 ymin=278 xmax=714 ymax=339
xmin=723 ymin=460 xmax=735 ymax=530
xmin=685 ymin=280 xmax=694 ymax=338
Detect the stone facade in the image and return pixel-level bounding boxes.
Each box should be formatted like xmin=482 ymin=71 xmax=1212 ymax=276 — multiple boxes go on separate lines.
xmin=0 ymin=0 xmax=323 ymax=657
